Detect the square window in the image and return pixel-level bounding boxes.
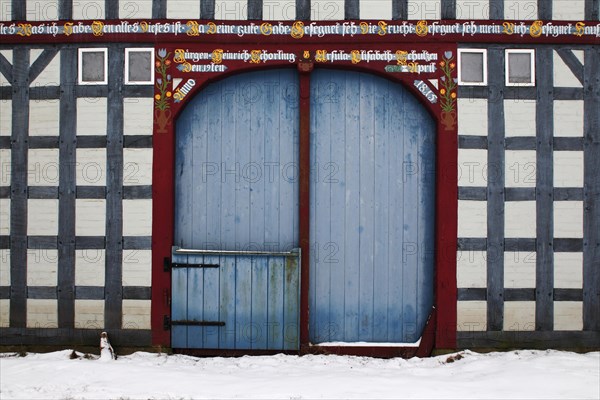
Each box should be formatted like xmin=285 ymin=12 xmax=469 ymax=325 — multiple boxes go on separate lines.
xmin=125 ymin=48 xmax=154 ymax=85
xmin=458 ymin=49 xmax=487 ymax=86
xmin=78 ymin=48 xmax=108 ymax=85
xmin=505 ymin=50 xmax=535 ymax=86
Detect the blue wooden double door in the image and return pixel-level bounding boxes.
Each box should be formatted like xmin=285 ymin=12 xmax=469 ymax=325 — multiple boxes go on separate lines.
xmin=173 ymin=68 xmax=435 ymax=350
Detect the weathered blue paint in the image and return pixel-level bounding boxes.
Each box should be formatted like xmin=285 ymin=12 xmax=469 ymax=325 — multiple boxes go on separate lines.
xmin=172 ymin=69 xmax=300 ymax=350
xmin=309 ymin=69 xmax=436 ymax=343
xmin=170 ymin=250 xmax=300 ymax=350
xmin=175 ymin=69 xmax=299 ymax=251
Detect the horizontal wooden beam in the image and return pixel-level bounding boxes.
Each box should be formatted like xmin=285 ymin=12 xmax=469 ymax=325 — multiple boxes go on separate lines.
xmin=457 ymin=331 xmax=600 ymax=350
xmin=0 ymin=328 xmax=152 ymax=346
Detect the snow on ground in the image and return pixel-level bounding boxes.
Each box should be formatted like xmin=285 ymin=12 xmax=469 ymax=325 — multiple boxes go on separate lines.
xmin=1 ymin=350 xmax=598 ymax=399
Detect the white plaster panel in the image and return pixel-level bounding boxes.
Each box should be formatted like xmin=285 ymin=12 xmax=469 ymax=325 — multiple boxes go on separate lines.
xmin=407 ymin=0 xmax=441 ymax=19
xmin=360 ymin=0 xmax=392 ymax=19
xmin=504 ymin=99 xmax=536 ymax=137
xmin=0 ymin=0 xmax=11 ymax=21
xmin=167 ymin=0 xmax=201 ymax=18
xmin=123 ymin=148 xmax=152 ymax=186
xmin=30 ymin=48 xmax=60 ymax=86
xmin=75 ymin=249 xmax=105 ymax=286
xmin=554 ymin=301 xmax=583 ymax=331
xmin=27 ymin=299 xmax=58 ymax=328
xmin=0 ymin=149 xmax=10 ymax=185
xmin=123 ymin=98 xmax=154 ymax=136
xmin=554 ymin=201 xmax=583 ymax=238
xmin=215 ymin=0 xmax=248 ymax=19
xmin=457 ymin=301 xmax=487 ymax=332
xmin=505 ymin=201 xmax=536 ymax=238
xmin=458 ymin=99 xmax=488 ymax=136
xmin=76 ymin=148 xmax=106 ymax=186
xmin=76 ymin=199 xmax=106 ymax=236
xmin=457 ymin=250 xmax=486 ymax=288
xmin=552 ymin=0 xmax=585 ymax=20
xmin=554 ymin=252 xmax=583 ymax=289
xmin=310 ymin=0 xmax=342 ymax=21
xmin=73 ymin=0 xmax=105 ymax=19
xmin=77 ymin=98 xmax=107 ymax=136
xmin=74 ymin=299 xmax=105 ymax=329
xmin=458 ymin=149 xmax=487 ymax=187
xmin=122 ymin=250 xmax=152 ymax=287
xmin=0 ymin=199 xmax=9 ymax=235
xmin=27 ymin=249 xmax=58 ymax=286
xmin=28 ymin=149 xmax=59 ymax=186
xmin=504 ymin=0 xmax=537 ymax=20
xmin=123 ymin=199 xmax=152 ymax=236
xmin=26 ymin=0 xmax=59 ymax=20
xmin=29 ymin=100 xmax=59 ymax=136
xmin=122 ymin=299 xmax=151 ymax=329
xmin=0 ymin=299 xmax=8 ymax=327
xmin=554 ymin=151 xmax=584 ymax=188
xmin=456 ymin=0 xmax=490 ymax=19
xmin=458 ymin=200 xmax=487 ymax=238
xmin=554 ymin=100 xmax=584 ymax=137
xmin=504 ymin=301 xmax=535 ymax=331
xmin=119 ymin=0 xmax=152 ymax=19
xmin=553 ymin=51 xmax=583 ymax=88
xmin=505 ymin=150 xmax=536 ymax=188
xmin=0 ymin=100 xmax=11 ymax=135
xmin=27 ymin=199 xmax=59 ymax=235
xmin=0 ymin=50 xmax=11 ymax=87
xmin=504 ymin=251 xmax=536 ymax=289
xmin=0 ymin=249 xmax=9 ymax=286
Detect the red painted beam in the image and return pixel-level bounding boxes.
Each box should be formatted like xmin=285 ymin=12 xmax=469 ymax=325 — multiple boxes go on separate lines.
xmin=434 ymin=123 xmax=458 ymax=349
xmin=151 ymin=118 xmax=174 ymax=347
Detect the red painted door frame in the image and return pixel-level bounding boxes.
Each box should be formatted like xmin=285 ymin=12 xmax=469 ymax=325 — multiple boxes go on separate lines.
xmin=151 ymin=49 xmax=458 ymax=353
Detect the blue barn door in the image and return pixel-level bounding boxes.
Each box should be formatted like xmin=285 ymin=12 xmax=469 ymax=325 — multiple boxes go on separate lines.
xmin=309 ymin=70 xmax=436 ymax=344
xmin=173 ymin=69 xmax=300 ymax=350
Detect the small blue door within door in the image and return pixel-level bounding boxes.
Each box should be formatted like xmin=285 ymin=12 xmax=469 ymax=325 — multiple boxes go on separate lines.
xmin=173 ymin=70 xmax=300 ymax=350
xmin=309 ymin=69 xmax=436 ymax=344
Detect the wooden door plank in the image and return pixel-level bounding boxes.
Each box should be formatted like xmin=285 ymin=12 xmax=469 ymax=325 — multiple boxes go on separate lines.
xmin=267 ymin=257 xmax=285 ymax=349
xmin=251 ymin=256 xmax=268 ymax=349
xmin=373 ymin=82 xmax=391 ymax=341
xmin=202 ymin=255 xmax=220 ymax=348
xmin=358 ymin=73 xmax=376 ymax=342
xmin=235 ymin=256 xmax=253 ymax=349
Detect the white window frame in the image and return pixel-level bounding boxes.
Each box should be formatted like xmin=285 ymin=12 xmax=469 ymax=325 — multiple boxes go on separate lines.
xmin=78 ymin=48 xmax=108 ymax=85
xmin=124 ymin=48 xmax=155 ymax=85
xmin=505 ymin=49 xmax=536 ymax=87
xmin=458 ymin=49 xmax=488 ymax=86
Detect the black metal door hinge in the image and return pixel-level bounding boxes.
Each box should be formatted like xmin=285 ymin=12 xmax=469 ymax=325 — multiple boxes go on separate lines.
xmin=163 ymin=315 xmax=171 ymax=330
xmin=163 ymin=257 xmax=171 ymax=272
